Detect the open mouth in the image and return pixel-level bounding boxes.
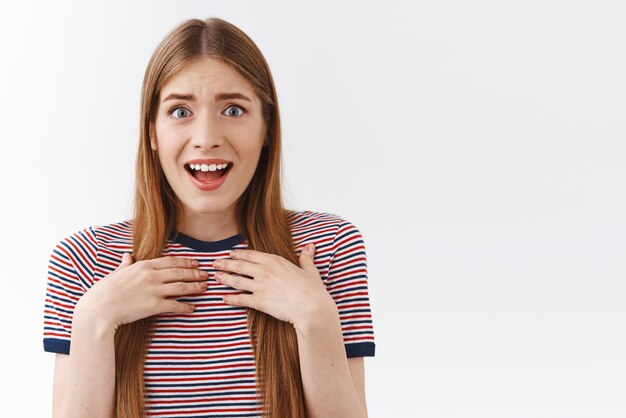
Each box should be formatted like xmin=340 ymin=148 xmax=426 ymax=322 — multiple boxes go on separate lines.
xmin=184 ymin=162 xmax=232 ymax=182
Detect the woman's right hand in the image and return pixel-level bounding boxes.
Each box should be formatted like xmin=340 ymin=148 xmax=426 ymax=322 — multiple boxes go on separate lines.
xmin=75 ymin=253 xmax=209 ymax=330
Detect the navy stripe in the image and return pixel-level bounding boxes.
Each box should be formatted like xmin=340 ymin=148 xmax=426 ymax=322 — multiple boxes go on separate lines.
xmin=148 ymin=358 xmax=254 ymax=366
xmin=147 ymin=390 xmax=257 ymax=399
xmin=154 ymin=325 xmax=248 ymax=334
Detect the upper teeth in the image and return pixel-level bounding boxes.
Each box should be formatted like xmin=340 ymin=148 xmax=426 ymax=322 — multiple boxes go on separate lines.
xmin=188 ymin=163 xmax=229 ymax=172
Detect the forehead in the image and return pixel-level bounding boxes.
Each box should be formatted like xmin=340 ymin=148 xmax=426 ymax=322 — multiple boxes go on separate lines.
xmin=160 ymin=57 xmax=257 ymax=100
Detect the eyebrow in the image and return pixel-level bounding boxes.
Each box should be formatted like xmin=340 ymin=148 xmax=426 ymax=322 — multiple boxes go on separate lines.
xmin=161 ymin=92 xmax=252 ymax=103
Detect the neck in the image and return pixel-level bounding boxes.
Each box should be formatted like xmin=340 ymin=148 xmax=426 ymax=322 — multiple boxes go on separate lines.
xmin=177 ymin=204 xmax=239 ymax=242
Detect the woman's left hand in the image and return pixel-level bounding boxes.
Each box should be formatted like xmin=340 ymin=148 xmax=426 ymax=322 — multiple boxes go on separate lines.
xmin=212 ymin=243 xmax=336 ymax=329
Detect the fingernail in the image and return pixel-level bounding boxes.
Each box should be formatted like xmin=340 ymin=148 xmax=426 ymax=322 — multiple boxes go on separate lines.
xmin=308 ymin=243 xmax=315 ymax=251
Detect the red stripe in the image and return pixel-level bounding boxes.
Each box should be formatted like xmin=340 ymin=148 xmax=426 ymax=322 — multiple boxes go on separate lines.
xmin=334 ymin=290 xmax=370 ymax=300
xmin=46 ymin=273 xmax=83 ymax=294
xmin=329 ymin=254 xmax=366 ymax=270
xmin=50 ymin=252 xmax=72 ymax=269
xmin=152 ymin=330 xmax=249 ymax=339
xmin=345 ymin=335 xmax=375 ymax=342
xmin=328 ymin=278 xmax=368 ymax=292
xmin=338 ymin=302 xmax=372 ymax=310
xmin=75 ymin=229 xmax=97 ymax=259
xmin=328 ymin=268 xmax=367 ymax=284
xmin=148 ymin=395 xmax=259 ymax=405
xmin=150 ymin=340 xmax=251 ymax=350
xmin=147 ymin=407 xmax=263 ymax=416
xmin=63 ymin=239 xmax=91 ymax=281
xmin=44 ymin=332 xmax=70 ymax=338
xmin=144 ymin=373 xmax=256 ymax=383
xmin=46 ymin=288 xmax=79 ymax=306
xmin=146 ymin=351 xmax=254 ymax=361
xmin=155 ymin=320 xmax=248 ymax=329
xmin=340 ymin=314 xmax=372 ymax=320
xmin=333 ymin=243 xmax=365 ymax=259
xmin=146 ymin=384 xmax=256 ymax=394
xmin=342 ymin=324 xmax=374 ymax=331
xmin=145 ymin=362 xmax=255 ymax=372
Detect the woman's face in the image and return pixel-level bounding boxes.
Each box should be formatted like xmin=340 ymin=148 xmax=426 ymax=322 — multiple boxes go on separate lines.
xmin=152 ymin=56 xmax=266 ymax=220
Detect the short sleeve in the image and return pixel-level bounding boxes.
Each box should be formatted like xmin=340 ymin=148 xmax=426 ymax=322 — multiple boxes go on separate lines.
xmin=42 ymin=227 xmax=99 ymax=355
xmin=325 ymin=217 xmax=376 ymax=358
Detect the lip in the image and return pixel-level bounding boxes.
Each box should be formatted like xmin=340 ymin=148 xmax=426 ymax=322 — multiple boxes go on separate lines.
xmin=185 ymin=162 xmax=232 ymax=191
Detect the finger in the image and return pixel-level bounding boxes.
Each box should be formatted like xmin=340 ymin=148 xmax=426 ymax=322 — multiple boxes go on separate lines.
xmin=230 ymin=249 xmax=273 ymax=265
xmin=298 ymin=243 xmax=317 ymax=271
xmin=160 ymin=299 xmax=196 ymax=314
xmin=114 ymin=253 xmax=134 ymax=271
xmin=150 ymin=255 xmax=199 ymax=270
xmin=215 ymin=272 xmax=258 ymax=292
xmin=213 ymin=257 xmax=263 ymax=278
xmin=160 ymin=280 xmax=208 ymax=297
xmin=156 ymin=267 xmax=209 ymax=283
xmin=223 ymin=292 xmax=254 ymax=308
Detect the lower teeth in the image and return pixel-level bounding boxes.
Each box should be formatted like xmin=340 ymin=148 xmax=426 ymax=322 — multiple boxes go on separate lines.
xmin=191 ymin=168 xmax=228 ymax=182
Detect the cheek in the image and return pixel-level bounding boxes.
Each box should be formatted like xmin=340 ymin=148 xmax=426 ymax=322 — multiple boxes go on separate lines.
xmin=155 ymin=143 xmax=177 ymax=169
xmin=154 ymin=145 xmax=185 ymax=189
xmin=237 ymin=142 xmax=264 ymax=176
xmin=154 ymin=125 xmax=183 ymax=165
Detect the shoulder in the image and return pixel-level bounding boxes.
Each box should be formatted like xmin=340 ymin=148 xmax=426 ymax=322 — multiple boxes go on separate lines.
xmin=286 ymin=208 xmax=343 ymax=227
xmin=285 ymin=209 xmax=365 ymax=252
xmin=286 ymin=208 xmax=342 ymax=236
xmin=286 ymin=208 xmax=363 ymax=234
xmin=52 ymin=219 xmax=133 ymax=269
xmin=89 ymin=219 xmax=134 ymax=247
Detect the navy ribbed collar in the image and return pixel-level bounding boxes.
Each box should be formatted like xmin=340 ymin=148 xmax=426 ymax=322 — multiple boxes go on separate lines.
xmin=169 ymin=230 xmax=246 ymax=252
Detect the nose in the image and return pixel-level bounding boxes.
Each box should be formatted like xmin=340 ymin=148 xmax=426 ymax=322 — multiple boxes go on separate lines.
xmin=191 ymin=111 xmax=225 ymax=150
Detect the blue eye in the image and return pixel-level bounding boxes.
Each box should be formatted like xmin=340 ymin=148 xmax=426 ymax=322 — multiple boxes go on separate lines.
xmin=167 ymin=105 xmax=246 ymax=119
xmin=168 ymin=107 xmax=191 ymax=119
xmin=223 ymin=105 xmax=246 ymax=117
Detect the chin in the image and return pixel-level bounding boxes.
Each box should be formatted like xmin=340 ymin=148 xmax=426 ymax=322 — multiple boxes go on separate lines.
xmin=185 ymin=199 xmax=234 ymax=215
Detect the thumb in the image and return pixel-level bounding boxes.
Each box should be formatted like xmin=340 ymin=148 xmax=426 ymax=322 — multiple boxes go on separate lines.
xmin=299 ymin=243 xmax=317 ymax=271
xmin=115 ymin=252 xmax=134 ymax=271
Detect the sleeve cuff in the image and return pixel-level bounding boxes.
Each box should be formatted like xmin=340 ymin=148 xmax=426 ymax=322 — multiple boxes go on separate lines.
xmin=345 ymin=342 xmax=375 ymax=357
xmin=43 ymin=338 xmax=70 ymax=354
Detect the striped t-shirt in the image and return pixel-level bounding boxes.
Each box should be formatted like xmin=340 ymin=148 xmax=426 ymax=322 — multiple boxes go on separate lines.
xmin=42 ymin=209 xmax=376 ymax=417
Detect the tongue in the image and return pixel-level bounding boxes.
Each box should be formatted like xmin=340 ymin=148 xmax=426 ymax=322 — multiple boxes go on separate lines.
xmin=194 ymin=170 xmax=224 ymax=182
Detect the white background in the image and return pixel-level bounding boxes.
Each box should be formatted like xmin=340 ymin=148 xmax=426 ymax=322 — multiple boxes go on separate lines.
xmin=1 ymin=1 xmax=625 ymax=416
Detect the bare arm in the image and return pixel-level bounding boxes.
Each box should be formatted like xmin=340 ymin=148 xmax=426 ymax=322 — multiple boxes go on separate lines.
xmin=347 ymin=357 xmax=368 ymax=418
xmin=57 ymin=303 xmax=116 ymax=418
xmin=52 ymin=354 xmax=69 ymax=417
xmin=294 ymin=303 xmax=368 ymax=418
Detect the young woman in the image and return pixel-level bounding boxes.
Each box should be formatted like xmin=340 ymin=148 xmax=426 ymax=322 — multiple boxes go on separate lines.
xmin=43 ymin=17 xmax=375 ymax=418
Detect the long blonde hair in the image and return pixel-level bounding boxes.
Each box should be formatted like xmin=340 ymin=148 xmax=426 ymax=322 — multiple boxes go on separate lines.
xmin=113 ymin=17 xmax=306 ymax=417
